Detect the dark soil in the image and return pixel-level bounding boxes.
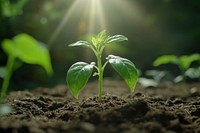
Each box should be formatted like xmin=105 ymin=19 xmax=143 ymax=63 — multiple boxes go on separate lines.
xmin=0 ymin=80 xmax=200 ymax=133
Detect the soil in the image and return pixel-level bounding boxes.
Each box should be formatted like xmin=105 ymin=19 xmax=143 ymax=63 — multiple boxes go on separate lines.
xmin=0 ymin=80 xmax=200 ymax=133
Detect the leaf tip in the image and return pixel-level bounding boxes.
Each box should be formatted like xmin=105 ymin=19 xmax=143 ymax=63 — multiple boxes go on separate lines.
xmin=68 ymin=87 xmax=80 ymax=99
xmin=124 ymin=36 xmax=128 ymax=41
xmin=68 ymin=43 xmax=74 ymax=47
xmin=74 ymin=94 xmax=79 ymax=99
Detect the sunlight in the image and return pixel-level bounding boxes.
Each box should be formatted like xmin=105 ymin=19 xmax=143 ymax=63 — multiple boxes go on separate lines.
xmin=48 ymin=0 xmax=80 ymax=47
xmin=48 ymin=0 xmax=107 ymax=47
xmin=88 ymin=0 xmax=106 ymax=34
xmin=47 ymin=0 xmax=153 ymax=48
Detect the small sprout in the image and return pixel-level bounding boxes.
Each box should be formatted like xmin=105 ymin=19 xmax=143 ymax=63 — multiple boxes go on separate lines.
xmin=0 ymin=33 xmax=53 ymax=101
xmin=153 ymin=53 xmax=200 ymax=82
xmin=66 ymin=31 xmax=138 ymax=101
xmin=185 ymin=67 xmax=200 ymax=79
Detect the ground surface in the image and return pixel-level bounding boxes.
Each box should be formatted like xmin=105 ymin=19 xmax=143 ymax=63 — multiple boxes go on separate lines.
xmin=0 ymin=80 xmax=200 ymax=133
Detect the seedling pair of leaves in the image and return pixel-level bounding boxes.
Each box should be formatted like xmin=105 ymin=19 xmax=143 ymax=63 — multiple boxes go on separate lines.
xmin=66 ymin=31 xmax=138 ymax=101
xmin=0 ymin=33 xmax=53 ymax=101
xmin=153 ymin=54 xmax=200 ymax=82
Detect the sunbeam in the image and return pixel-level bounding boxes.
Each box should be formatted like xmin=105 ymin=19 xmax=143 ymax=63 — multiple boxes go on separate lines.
xmin=96 ymin=0 xmax=106 ymax=31
xmin=88 ymin=0 xmax=106 ymax=34
xmin=48 ymin=0 xmax=80 ymax=47
xmin=88 ymin=0 xmax=96 ymax=34
xmin=48 ymin=0 xmax=107 ymax=47
xmin=47 ymin=0 xmax=167 ymax=50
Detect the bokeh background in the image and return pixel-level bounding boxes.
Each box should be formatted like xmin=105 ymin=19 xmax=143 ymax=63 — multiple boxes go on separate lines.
xmin=0 ymin=0 xmax=200 ymax=90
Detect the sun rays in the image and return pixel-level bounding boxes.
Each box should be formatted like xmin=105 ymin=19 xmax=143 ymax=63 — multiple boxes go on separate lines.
xmin=88 ymin=0 xmax=106 ymax=34
xmin=47 ymin=0 xmax=148 ymax=47
xmin=48 ymin=0 xmax=107 ymax=46
xmin=48 ymin=0 xmax=80 ymax=46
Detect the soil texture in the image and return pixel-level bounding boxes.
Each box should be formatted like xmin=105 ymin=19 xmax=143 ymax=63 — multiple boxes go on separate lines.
xmin=0 ymin=80 xmax=200 ymax=133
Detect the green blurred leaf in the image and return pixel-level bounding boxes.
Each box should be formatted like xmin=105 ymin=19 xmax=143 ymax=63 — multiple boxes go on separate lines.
xmin=153 ymin=55 xmax=178 ymax=66
xmin=2 ymin=33 xmax=53 ymax=75
xmin=2 ymin=0 xmax=27 ymax=17
xmin=179 ymin=54 xmax=200 ymax=70
xmin=154 ymin=54 xmax=200 ymax=71
xmin=67 ymin=62 xmax=95 ymax=98
xmin=185 ymin=67 xmax=200 ymax=79
xmin=2 ymin=39 xmax=18 ymax=56
xmin=107 ymin=55 xmax=138 ymax=92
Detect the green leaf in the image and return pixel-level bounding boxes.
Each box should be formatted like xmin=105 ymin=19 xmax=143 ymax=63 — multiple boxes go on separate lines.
xmin=97 ymin=30 xmax=107 ymax=43
xmin=105 ymin=35 xmax=128 ymax=44
xmin=179 ymin=54 xmax=200 ymax=70
xmin=153 ymin=55 xmax=178 ymax=67
xmin=91 ymin=30 xmax=107 ymax=48
xmin=67 ymin=62 xmax=95 ymax=99
xmin=69 ymin=41 xmax=92 ymax=48
xmin=92 ymin=37 xmax=98 ymax=48
xmin=2 ymin=39 xmax=18 ymax=56
xmin=2 ymin=33 xmax=53 ymax=75
xmin=185 ymin=68 xmax=200 ymax=79
xmin=107 ymin=55 xmax=138 ymax=92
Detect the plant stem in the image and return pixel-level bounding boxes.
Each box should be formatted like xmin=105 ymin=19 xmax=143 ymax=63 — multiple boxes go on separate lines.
xmin=179 ymin=66 xmax=186 ymax=82
xmin=0 ymin=56 xmax=15 ymax=102
xmin=97 ymin=53 xmax=103 ymax=102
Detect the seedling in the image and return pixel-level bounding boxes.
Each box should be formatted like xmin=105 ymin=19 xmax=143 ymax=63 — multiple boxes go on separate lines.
xmin=153 ymin=54 xmax=200 ymax=82
xmin=0 ymin=33 xmax=53 ymax=101
xmin=66 ymin=31 xmax=138 ymax=101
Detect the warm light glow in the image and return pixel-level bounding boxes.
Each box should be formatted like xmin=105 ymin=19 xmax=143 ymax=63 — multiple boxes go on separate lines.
xmin=47 ymin=0 xmax=158 ymax=47
xmin=48 ymin=0 xmax=80 ymax=46
xmin=48 ymin=0 xmax=107 ymax=46
xmin=88 ymin=0 xmax=106 ymax=33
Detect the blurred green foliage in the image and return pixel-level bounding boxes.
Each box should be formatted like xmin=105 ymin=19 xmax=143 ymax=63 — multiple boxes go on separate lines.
xmin=153 ymin=53 xmax=200 ymax=82
xmin=153 ymin=54 xmax=200 ymax=72
xmin=2 ymin=34 xmax=53 ymax=75
xmin=0 ymin=33 xmax=53 ymax=97
xmin=0 ymin=0 xmax=200 ymax=89
xmin=0 ymin=0 xmax=27 ymax=17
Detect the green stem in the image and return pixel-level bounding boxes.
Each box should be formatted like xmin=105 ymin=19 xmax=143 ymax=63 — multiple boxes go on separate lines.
xmin=179 ymin=66 xmax=186 ymax=82
xmin=0 ymin=56 xmax=15 ymax=102
xmin=97 ymin=53 xmax=103 ymax=102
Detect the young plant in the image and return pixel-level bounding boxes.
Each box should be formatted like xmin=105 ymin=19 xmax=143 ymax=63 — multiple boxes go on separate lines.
xmin=153 ymin=53 xmax=200 ymax=81
xmin=66 ymin=31 xmax=138 ymax=101
xmin=0 ymin=33 xmax=53 ymax=101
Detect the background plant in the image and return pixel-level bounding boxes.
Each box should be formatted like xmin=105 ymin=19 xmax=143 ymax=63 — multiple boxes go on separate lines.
xmin=0 ymin=0 xmax=27 ymax=18
xmin=153 ymin=53 xmax=200 ymax=82
xmin=66 ymin=31 xmax=138 ymax=101
xmin=0 ymin=33 xmax=53 ymax=101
